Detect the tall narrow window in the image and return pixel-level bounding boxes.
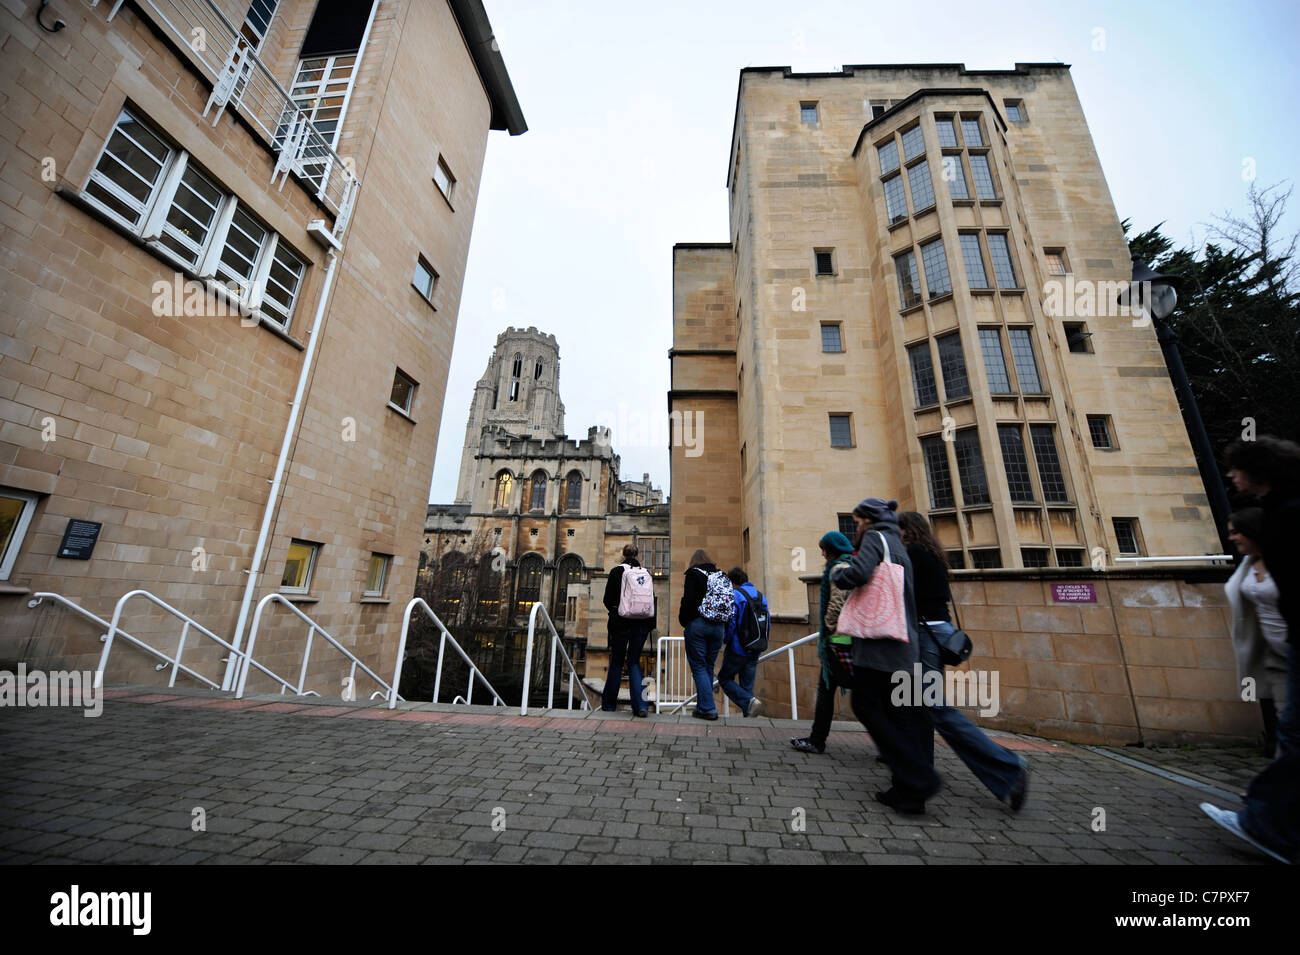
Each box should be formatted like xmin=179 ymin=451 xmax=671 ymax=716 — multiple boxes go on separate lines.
xmin=1030 ymin=425 xmax=1069 ymax=503
xmin=987 ymin=233 xmax=1018 ymax=288
xmin=413 ymin=256 xmax=437 ymax=303
xmin=998 ymin=425 xmax=1035 ymax=502
xmin=516 ymin=554 xmax=543 ymax=616
xmin=1007 ymin=328 xmax=1042 ymax=393
xmin=260 ymin=241 xmax=305 ymax=328
xmin=901 ymin=125 xmax=925 ymax=160
xmin=936 ymin=333 xmax=970 ymax=400
xmin=838 ymin=514 xmax=858 ymax=539
xmin=877 ymin=139 xmax=899 ymax=175
xmin=494 ymin=472 xmax=514 ymax=510
xmin=895 ymin=250 xmax=921 ymax=308
xmin=565 ymin=471 xmax=583 ymax=511
xmin=969 ymin=154 xmax=997 ymax=199
xmin=529 ymin=471 xmax=547 ymax=510
xmin=240 ymin=0 xmax=279 ymax=48
xmin=534 ymin=361 xmax=543 ymax=380
xmin=907 ymin=160 xmax=936 ymax=212
xmin=1113 ymin=518 xmax=1141 ymax=556
xmin=281 ymin=539 xmax=319 ymax=593
xmin=944 ymin=156 xmax=969 ymax=199
xmin=979 ymin=328 xmax=1011 ymax=393
xmin=961 ymin=117 xmax=985 ymax=146
xmin=158 ymin=164 xmax=223 ymax=269
xmin=959 ymin=233 xmax=988 ymax=289
xmin=1088 ymin=415 xmax=1115 ymax=450
xmin=829 ymin=414 xmax=854 ymax=448
xmin=883 ymin=174 xmax=907 ymax=222
xmin=85 ymin=110 xmax=174 ymax=230
xmin=935 ymin=117 xmax=958 ymax=148
xmin=920 ymin=237 xmax=951 ymax=297
xmin=921 ymin=435 xmax=955 ymax=509
xmin=907 ymin=343 xmax=939 ymax=407
xmin=953 ymin=429 xmax=990 ymax=506
xmin=433 ymin=155 xmax=455 ymax=201
xmin=820 ymin=323 xmax=843 ymax=353
xmin=364 ymin=553 xmax=391 ymax=597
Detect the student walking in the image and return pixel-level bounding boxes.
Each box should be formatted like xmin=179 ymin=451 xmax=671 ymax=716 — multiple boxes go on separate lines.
xmin=602 ymin=544 xmax=655 ymax=717
xmin=678 ymin=549 xmax=733 ymax=721
xmin=832 ymin=498 xmax=941 ymax=814
xmin=717 ymin=568 xmax=769 ymax=717
xmin=791 ymin=531 xmax=855 ymax=754
xmin=899 ymin=511 xmax=1028 ymax=811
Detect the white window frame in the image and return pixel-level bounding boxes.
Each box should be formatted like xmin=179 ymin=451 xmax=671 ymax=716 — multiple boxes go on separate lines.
xmin=433 ymin=155 xmax=456 ymax=202
xmin=0 ymin=489 xmax=39 ymax=581
xmin=413 ymin=256 xmax=437 ymax=305
xmin=389 ymin=368 xmax=417 ymax=416
xmin=280 ymin=539 xmax=319 ymax=595
xmin=364 ymin=553 xmax=391 ymax=597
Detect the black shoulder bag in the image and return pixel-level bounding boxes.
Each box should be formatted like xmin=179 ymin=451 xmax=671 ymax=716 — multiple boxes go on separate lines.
xmin=934 ymin=598 xmax=974 ymax=667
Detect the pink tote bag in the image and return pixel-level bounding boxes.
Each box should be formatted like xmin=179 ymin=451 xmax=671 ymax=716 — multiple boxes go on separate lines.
xmin=837 ymin=531 xmax=909 ymax=642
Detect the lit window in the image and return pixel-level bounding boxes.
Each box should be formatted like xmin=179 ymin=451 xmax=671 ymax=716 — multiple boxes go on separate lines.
xmin=433 ymin=155 xmax=456 ymax=201
xmin=829 ymin=414 xmax=853 ymax=448
xmin=364 ymin=553 xmax=391 ymax=596
xmin=414 ymin=256 xmax=437 ymax=304
xmin=820 ymin=324 xmax=843 ymax=353
xmin=1088 ymin=415 xmax=1115 ymax=450
xmin=494 ymin=472 xmax=514 ymax=510
xmin=800 ymin=102 xmax=819 ymax=124
xmin=1113 ymin=518 xmax=1141 ymax=556
xmin=390 ymin=368 xmax=416 ymax=415
xmin=280 ymin=539 xmax=319 ymax=593
xmin=0 ymin=489 xmax=39 ymax=581
xmin=920 ymin=237 xmax=951 ymax=297
xmin=907 ymin=160 xmax=936 ymax=211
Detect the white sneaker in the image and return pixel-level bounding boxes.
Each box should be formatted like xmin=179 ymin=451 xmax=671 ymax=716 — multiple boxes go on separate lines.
xmin=746 ymin=697 xmax=764 ymax=718
xmin=1199 ymin=802 xmax=1293 ymax=864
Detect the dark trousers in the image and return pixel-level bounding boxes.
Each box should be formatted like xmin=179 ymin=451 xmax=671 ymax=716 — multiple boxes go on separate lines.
xmin=849 ymin=667 xmax=941 ymax=803
xmin=602 ymin=622 xmax=650 ymax=712
xmin=808 ymin=675 xmax=839 ymax=748
xmin=1239 ymin=644 xmax=1300 ymax=860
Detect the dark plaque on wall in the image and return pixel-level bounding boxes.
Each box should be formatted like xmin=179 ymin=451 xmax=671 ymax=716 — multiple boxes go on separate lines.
xmin=58 ymin=520 xmax=102 ymax=560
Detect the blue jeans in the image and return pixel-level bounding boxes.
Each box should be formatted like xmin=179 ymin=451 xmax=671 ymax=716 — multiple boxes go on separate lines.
xmin=919 ymin=621 xmax=1024 ymax=801
xmin=603 ymin=623 xmax=650 ymax=713
xmin=717 ymin=647 xmax=758 ymax=714
xmin=1278 ymin=643 xmax=1299 ymax=759
xmin=1240 ymin=643 xmax=1300 ymax=860
xmin=684 ymin=617 xmax=725 ymax=715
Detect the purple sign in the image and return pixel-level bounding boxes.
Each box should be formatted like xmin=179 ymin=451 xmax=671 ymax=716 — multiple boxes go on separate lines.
xmin=1052 ymin=583 xmax=1097 ymax=604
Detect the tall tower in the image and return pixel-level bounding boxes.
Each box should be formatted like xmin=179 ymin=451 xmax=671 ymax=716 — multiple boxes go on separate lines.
xmin=455 ymin=327 xmax=565 ymax=502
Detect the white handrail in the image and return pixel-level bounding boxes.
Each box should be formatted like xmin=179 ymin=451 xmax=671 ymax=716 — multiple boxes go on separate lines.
xmin=394 ymin=599 xmax=506 ymax=710
xmin=236 ymin=593 xmax=395 ymax=703
xmin=521 ymin=602 xmax=593 ymax=715
xmin=658 ymin=632 xmax=820 ymax=718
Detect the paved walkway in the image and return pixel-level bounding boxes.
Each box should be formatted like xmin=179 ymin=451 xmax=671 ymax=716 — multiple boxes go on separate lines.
xmin=0 ymin=686 xmax=1268 ymax=865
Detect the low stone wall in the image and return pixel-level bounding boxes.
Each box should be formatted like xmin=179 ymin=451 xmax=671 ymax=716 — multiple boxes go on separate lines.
xmin=753 ymin=567 xmax=1256 ymax=746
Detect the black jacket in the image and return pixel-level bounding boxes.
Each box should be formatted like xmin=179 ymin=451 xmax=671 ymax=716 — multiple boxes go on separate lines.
xmin=830 ymin=524 xmax=919 ymax=673
xmin=907 ymin=544 xmax=952 ymax=624
xmin=679 ymin=563 xmax=719 ymax=628
xmin=605 ymin=558 xmax=654 ymax=631
xmin=1258 ymin=484 xmax=1300 ymax=644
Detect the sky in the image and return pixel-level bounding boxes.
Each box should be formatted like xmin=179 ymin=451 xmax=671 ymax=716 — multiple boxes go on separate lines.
xmin=427 ymin=0 xmax=1300 ymax=504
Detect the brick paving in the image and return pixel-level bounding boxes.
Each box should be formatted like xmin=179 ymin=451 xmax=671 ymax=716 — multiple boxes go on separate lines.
xmin=0 ymin=687 xmax=1267 ymax=865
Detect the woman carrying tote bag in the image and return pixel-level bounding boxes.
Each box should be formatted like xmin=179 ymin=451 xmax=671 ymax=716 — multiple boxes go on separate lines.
xmin=831 ymin=497 xmax=941 ymax=815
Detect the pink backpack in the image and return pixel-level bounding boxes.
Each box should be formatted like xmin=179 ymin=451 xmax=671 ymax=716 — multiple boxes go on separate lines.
xmin=837 ymin=532 xmax=909 ymax=642
xmin=617 ymin=564 xmax=655 ymax=619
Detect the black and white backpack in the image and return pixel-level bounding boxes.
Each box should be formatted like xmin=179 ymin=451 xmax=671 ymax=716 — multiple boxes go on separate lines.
xmin=698 ymin=569 xmax=735 ymax=622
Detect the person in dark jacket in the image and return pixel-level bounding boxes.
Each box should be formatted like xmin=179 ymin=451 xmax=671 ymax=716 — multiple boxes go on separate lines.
xmin=602 ymin=543 xmax=654 ymax=717
xmin=1203 ymin=436 xmax=1300 ymax=863
xmin=679 ymin=549 xmax=728 ymax=720
xmin=831 ymin=498 xmax=941 ymax=814
xmin=718 ymin=567 xmax=766 ymax=717
xmin=791 ymin=531 xmax=855 ymax=754
xmin=899 ymin=511 xmax=1028 ymax=811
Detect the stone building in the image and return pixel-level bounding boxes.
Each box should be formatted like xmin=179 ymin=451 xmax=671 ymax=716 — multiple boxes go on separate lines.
xmin=0 ymin=0 xmax=525 ymax=696
xmin=424 ymin=327 xmax=669 ymax=688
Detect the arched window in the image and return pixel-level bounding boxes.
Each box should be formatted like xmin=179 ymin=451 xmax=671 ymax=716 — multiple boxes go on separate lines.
xmin=475 ymin=553 xmax=502 ymax=624
xmin=529 ymin=470 xmax=548 ymax=511
xmin=553 ymin=555 xmax=584 ymax=623
xmin=534 ymin=361 xmax=543 ymax=380
xmin=565 ymin=471 xmax=583 ymax=511
xmin=494 ymin=471 xmax=514 ymax=510
xmin=516 ymin=553 xmax=543 ymax=617
xmin=512 ymin=354 xmax=522 ymax=378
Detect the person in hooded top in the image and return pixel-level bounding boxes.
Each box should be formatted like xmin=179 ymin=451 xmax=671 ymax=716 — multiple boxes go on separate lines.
xmin=791 ymin=530 xmax=855 ymax=755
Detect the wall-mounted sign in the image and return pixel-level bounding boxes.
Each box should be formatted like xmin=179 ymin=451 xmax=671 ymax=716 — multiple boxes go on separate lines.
xmin=1052 ymin=582 xmax=1097 ymax=604
xmin=57 ymin=520 xmax=102 ymax=560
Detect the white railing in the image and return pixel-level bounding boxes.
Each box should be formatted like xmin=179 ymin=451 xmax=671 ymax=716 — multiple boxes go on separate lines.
xmin=236 ymin=593 xmax=395 ymax=703
xmin=520 ymin=602 xmax=593 ymax=716
xmin=657 ymin=632 xmax=820 ymax=719
xmin=29 ymin=589 xmax=253 ymax=691
xmin=393 ymin=599 xmax=506 ymax=710
xmin=101 ymin=0 xmax=359 ymax=240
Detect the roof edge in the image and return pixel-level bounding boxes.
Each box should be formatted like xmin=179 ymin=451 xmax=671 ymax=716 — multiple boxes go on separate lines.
xmin=448 ymin=0 xmax=527 ymax=135
xmin=850 ymin=87 xmax=1009 ymax=157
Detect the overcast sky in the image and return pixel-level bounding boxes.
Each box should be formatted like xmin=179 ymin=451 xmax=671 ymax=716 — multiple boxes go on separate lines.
xmin=427 ymin=0 xmax=1300 ymax=504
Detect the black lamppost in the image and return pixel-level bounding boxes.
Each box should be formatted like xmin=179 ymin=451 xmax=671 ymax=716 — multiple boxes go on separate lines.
xmin=1122 ymin=261 xmax=1232 ymax=554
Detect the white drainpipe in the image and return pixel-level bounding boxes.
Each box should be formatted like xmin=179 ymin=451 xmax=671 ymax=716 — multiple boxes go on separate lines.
xmin=221 ymin=247 xmax=340 ymax=690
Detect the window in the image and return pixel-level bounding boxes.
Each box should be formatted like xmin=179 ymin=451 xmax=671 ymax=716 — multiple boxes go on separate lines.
xmin=494 ymin=472 xmax=514 ymax=510
xmin=512 ymin=355 xmax=522 ymax=378
xmin=907 ymin=342 xmax=939 ymax=407
xmin=260 ymin=241 xmax=305 ymax=328
xmin=1029 ymin=425 xmax=1069 ymax=503
xmin=921 ymin=436 xmax=955 ymax=509
xmin=389 ymin=368 xmax=416 ymax=415
xmin=829 ymin=414 xmax=854 ymax=448
xmin=1044 ymin=249 xmax=1069 ymax=274
xmin=895 ymin=250 xmax=921 ymax=308
xmin=743 ymin=528 xmax=751 ymax=563
xmin=969 ymin=154 xmax=997 ymax=199
xmin=216 ymin=203 xmax=269 ymax=298
xmin=877 ymin=139 xmax=899 ymax=175
xmin=961 ymin=117 xmax=985 ymax=146
xmin=953 ymin=429 xmax=990 ymax=506
xmin=534 ymin=361 xmax=543 ymax=380
xmin=820 ymin=323 xmax=843 ymax=353
xmin=987 ymin=233 xmax=1018 ymax=288
xmin=529 ymin=471 xmax=548 ymax=510
xmin=413 ymin=256 xmax=437 ymax=304
xmin=870 ymin=101 xmax=888 ymax=119
xmin=838 ymin=513 xmax=858 ymax=539
xmin=970 ymin=549 xmax=1001 ymax=569
xmin=240 ymin=0 xmax=279 ymax=47
xmin=906 ymin=160 xmax=936 ymax=212
xmin=801 ymin=102 xmax=819 ymax=124
xmin=433 ymin=155 xmax=456 ymax=201
xmin=1064 ymin=322 xmax=1093 ymax=354
xmin=285 ymin=53 xmax=359 ymax=186
xmin=86 ymin=109 xmax=173 ymax=230
xmin=1004 ymin=100 xmax=1025 ymax=123
xmin=959 ymin=233 xmax=988 ymax=289
xmin=740 ymin=443 xmax=746 ymax=476
xmin=936 ymin=333 xmax=970 ymax=400
xmin=1007 ymin=328 xmax=1042 ymax=393
xmin=364 ymin=553 xmax=391 ymax=597
xmin=998 ymin=425 xmax=1035 ymax=502
xmin=1021 ymin=548 xmax=1049 ymax=568
xmin=280 ymin=539 xmax=319 ymax=593
xmin=158 ymin=163 xmax=223 ymax=269
xmin=642 ymin=537 xmax=670 ymax=576
xmin=0 ymin=489 xmax=39 ymax=581
xmin=1113 ymin=518 xmax=1141 ymax=556
xmin=901 ymin=125 xmax=925 ymax=161
xmin=935 ymin=117 xmax=958 ymax=148
xmin=1056 ymin=549 xmax=1085 ymax=567
xmin=920 ymin=237 xmax=951 ymax=297
xmin=516 ymin=554 xmax=543 ymax=616
xmin=1088 ymin=415 xmax=1115 ymax=450
xmin=947 ymin=550 xmax=966 ymax=570
xmin=979 ymin=329 xmax=1012 ymax=393
xmin=944 ymin=155 xmax=969 ymax=199
xmin=565 ymin=471 xmax=583 ymax=511
xmin=883 ymin=174 xmax=908 ymax=222
xmin=508 ymin=381 xmax=519 ymax=402
xmin=815 ymin=249 xmax=835 ymax=276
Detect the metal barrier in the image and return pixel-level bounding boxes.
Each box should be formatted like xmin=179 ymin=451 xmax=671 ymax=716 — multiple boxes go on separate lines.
xmin=657 ymin=632 xmax=820 ymax=719
xmin=236 ymin=593 xmax=394 ymax=703
xmin=393 ymin=599 xmax=506 ymax=710
xmin=654 ymin=636 xmax=692 ymax=714
xmin=520 ymin=602 xmax=593 ymax=716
